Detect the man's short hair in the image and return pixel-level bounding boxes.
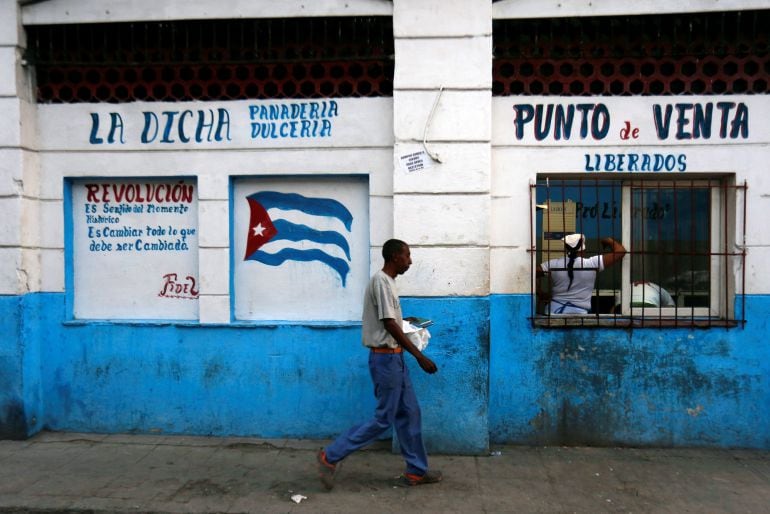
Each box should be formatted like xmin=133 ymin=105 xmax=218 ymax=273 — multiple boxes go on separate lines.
xmin=382 ymin=239 xmax=407 ymax=262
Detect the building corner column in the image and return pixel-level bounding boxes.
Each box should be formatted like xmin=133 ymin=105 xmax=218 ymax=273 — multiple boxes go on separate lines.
xmin=391 ymin=0 xmax=493 ymax=454
xmin=391 ymin=0 xmax=492 ymax=298
xmin=0 ymin=0 xmax=43 ymax=439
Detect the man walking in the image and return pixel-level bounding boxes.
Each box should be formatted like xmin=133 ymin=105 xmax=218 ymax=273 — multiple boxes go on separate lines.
xmin=317 ymin=239 xmax=442 ymax=489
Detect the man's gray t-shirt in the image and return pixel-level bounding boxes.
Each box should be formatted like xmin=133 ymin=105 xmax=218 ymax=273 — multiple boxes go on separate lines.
xmin=540 ymin=255 xmax=604 ymax=311
xmin=362 ymin=270 xmax=402 ymax=348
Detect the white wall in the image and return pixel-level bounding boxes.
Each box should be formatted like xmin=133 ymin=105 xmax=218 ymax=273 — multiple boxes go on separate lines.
xmin=22 ymin=0 xmax=392 ymax=24
xmin=392 ymin=0 xmax=492 ymax=297
xmin=27 ymin=0 xmax=765 ymax=26
xmin=0 ymin=0 xmax=40 ymax=295
xmin=493 ymin=0 xmax=770 ymax=18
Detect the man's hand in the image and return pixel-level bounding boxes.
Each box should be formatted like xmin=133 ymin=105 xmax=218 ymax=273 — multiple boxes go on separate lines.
xmin=417 ymin=355 xmax=438 ymax=374
xmin=383 ymin=318 xmax=438 ymax=374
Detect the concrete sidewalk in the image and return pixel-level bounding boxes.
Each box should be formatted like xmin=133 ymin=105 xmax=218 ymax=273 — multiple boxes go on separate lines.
xmin=0 ymin=432 xmax=768 ymax=513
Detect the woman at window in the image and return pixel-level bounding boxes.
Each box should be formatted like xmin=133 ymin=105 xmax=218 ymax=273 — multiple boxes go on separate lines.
xmin=537 ymin=233 xmax=626 ymax=315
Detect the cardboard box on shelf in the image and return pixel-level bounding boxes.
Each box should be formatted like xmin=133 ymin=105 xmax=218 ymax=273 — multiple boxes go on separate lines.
xmin=540 ymin=199 xmax=576 ymax=263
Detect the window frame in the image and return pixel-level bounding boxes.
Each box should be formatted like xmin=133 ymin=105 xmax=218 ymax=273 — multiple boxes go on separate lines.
xmin=621 ymin=180 xmax=721 ymax=319
xmin=529 ymin=175 xmax=745 ymax=328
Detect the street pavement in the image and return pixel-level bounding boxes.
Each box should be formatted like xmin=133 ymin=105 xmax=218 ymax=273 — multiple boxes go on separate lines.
xmin=1 ymin=431 xmax=768 ymax=513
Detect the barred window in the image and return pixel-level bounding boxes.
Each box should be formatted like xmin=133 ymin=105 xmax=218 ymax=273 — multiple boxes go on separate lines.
xmin=530 ymin=177 xmax=746 ymax=328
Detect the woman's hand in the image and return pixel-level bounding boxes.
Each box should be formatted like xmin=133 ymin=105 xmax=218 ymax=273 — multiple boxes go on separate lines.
xmin=600 ymin=237 xmax=616 ymax=248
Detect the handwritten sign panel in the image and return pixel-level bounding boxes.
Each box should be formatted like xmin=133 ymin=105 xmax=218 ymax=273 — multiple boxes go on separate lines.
xmin=36 ymin=98 xmax=394 ymax=151
xmin=71 ymin=178 xmax=199 ymax=320
xmin=233 ymin=176 xmax=369 ymax=321
xmin=493 ymin=96 xmax=760 ymax=146
xmin=491 ymin=96 xmax=770 ymax=173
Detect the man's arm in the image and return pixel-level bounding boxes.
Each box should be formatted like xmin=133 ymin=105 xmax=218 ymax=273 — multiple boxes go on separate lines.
xmin=383 ymin=318 xmax=437 ymax=374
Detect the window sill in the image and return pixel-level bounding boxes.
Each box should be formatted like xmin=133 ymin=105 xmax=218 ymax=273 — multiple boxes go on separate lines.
xmin=531 ymin=316 xmax=741 ymax=329
xmin=62 ymin=319 xmax=361 ymax=329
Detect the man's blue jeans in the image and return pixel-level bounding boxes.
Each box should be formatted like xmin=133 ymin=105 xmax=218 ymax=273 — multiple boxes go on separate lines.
xmin=324 ymin=351 xmax=429 ymax=475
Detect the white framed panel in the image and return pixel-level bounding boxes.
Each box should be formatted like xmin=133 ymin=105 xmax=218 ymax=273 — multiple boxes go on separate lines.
xmin=70 ymin=177 xmax=199 ymax=320
xmin=232 ymin=175 xmax=369 ymax=321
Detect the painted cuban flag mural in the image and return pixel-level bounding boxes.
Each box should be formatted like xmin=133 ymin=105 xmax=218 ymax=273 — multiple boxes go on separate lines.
xmin=233 ymin=176 xmax=369 ymax=321
xmin=244 ymin=192 xmax=353 ymax=286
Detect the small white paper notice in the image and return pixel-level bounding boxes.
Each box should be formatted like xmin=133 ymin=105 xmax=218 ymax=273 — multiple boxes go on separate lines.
xmin=398 ymin=150 xmax=433 ymax=173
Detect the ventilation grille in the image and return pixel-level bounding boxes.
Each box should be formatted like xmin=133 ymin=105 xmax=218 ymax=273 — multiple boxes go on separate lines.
xmin=494 ymin=11 xmax=770 ymax=96
xmin=26 ymin=17 xmax=394 ymax=103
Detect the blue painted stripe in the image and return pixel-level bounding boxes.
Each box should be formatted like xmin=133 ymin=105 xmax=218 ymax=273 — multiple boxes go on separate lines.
xmin=248 ymin=191 xmax=353 ymax=231
xmin=247 ymin=248 xmax=350 ymax=285
xmin=271 ymin=219 xmax=351 ymax=260
xmin=63 ymin=179 xmax=75 ymax=320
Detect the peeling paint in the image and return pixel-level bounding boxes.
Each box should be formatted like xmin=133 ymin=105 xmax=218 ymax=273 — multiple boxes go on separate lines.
xmin=687 ymin=405 xmax=704 ymax=417
xmin=16 ymin=269 xmax=29 ymax=293
xmin=202 ymin=360 xmax=225 ymax=387
xmin=0 ymin=400 xmax=27 ymax=440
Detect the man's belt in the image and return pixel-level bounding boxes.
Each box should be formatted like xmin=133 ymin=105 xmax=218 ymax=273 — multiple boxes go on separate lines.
xmin=370 ymin=346 xmax=403 ymax=354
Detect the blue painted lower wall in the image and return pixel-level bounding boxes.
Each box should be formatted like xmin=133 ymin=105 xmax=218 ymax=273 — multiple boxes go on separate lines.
xmin=0 ymin=296 xmax=26 ymax=439
xmin=2 ymin=292 xmax=768 ymax=450
xmin=490 ymin=295 xmax=770 ymax=449
xmin=0 ymin=293 xmax=488 ymax=454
